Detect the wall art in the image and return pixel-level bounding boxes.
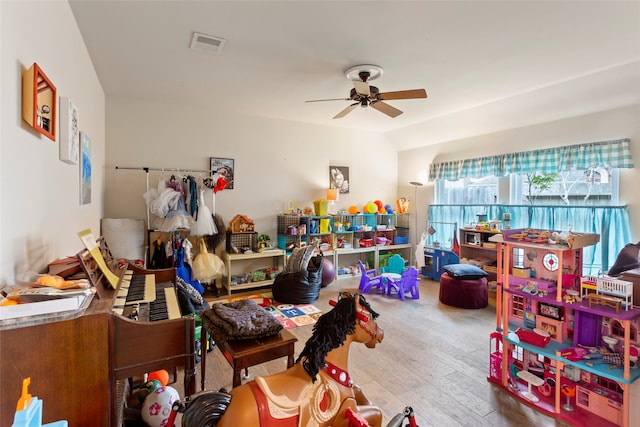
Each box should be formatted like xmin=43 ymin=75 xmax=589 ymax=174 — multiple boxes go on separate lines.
xmin=59 ymin=97 xmax=79 ymax=164
xmin=80 ymin=132 xmax=92 ymax=205
xmin=22 ymin=63 xmax=57 ymax=141
xmin=210 ymin=157 xmax=234 ymax=190
xmin=330 ymin=166 xmax=349 ymax=194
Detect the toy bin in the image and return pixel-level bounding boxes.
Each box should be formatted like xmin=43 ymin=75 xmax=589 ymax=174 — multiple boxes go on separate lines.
xmin=313 ymin=200 xmax=328 ymax=216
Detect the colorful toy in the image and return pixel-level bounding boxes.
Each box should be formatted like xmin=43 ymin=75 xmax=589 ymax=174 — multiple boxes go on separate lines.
xmin=366 ymin=203 xmax=377 ymax=214
xmin=348 ymin=205 xmax=359 ymax=214
xmin=147 ymin=369 xmax=169 ymax=386
xmin=141 ymin=386 xmax=180 ymax=427
xmin=320 ymin=258 xmax=336 ymax=287
xmin=137 ymin=379 xmax=163 ymax=403
xmin=384 ymin=204 xmax=394 ymax=214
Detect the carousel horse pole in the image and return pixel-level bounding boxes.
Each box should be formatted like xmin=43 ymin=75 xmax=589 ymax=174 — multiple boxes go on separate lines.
xmin=181 ymin=291 xmax=384 ymax=427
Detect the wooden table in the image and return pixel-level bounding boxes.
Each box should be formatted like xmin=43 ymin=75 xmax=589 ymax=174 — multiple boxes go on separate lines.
xmin=200 ymin=326 xmax=298 ymax=389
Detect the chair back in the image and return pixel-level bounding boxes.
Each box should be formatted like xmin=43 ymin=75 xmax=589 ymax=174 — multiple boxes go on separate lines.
xmin=385 ymin=254 xmax=406 ymax=275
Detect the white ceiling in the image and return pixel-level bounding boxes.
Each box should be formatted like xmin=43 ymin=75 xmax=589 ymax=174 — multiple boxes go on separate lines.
xmin=69 ymin=1 xmax=640 ymax=150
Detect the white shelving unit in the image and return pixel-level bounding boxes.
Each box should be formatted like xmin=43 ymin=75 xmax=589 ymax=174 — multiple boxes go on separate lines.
xmin=220 ymin=249 xmax=286 ymax=296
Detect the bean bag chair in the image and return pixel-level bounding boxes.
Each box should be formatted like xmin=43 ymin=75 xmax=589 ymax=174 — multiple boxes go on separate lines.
xmin=272 ymin=246 xmax=323 ymax=304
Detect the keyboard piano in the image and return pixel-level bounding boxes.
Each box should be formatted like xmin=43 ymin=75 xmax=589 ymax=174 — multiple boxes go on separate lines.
xmin=77 ymin=237 xmax=196 ymax=425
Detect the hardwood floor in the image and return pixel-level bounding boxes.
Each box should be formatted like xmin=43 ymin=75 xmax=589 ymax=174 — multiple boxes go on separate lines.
xmin=182 ymin=277 xmax=572 ymax=426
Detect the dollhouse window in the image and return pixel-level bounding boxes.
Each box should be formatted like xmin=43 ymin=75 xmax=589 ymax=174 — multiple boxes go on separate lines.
xmin=611 ymin=320 xmax=637 ymax=342
xmin=511 ymin=295 xmax=525 ymax=319
xmin=512 ymin=345 xmax=524 ymax=362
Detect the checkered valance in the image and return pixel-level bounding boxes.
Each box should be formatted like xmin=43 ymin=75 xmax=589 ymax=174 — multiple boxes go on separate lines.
xmin=428 ymin=139 xmax=633 ymax=181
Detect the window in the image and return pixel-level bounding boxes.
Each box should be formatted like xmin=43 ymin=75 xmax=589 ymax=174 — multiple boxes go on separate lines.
xmin=435 ymin=167 xmax=618 ymax=206
xmin=435 ymin=176 xmax=499 ymax=205
xmin=516 ymin=167 xmax=618 ymax=206
xmin=611 ymin=319 xmax=637 ymax=342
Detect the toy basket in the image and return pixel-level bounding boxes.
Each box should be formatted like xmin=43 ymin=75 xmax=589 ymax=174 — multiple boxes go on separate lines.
xmin=515 ymin=328 xmax=551 ymax=348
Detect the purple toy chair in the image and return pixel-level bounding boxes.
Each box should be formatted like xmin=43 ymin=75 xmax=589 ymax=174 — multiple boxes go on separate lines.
xmin=387 ymin=266 xmax=420 ymax=300
xmin=357 ymin=259 xmax=385 ymax=294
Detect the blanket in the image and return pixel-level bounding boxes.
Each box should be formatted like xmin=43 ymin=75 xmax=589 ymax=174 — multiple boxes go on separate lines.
xmin=201 ymin=299 xmax=283 ymax=343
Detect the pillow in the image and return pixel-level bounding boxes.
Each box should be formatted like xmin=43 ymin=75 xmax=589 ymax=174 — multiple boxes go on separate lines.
xmin=283 ymin=243 xmax=317 ymax=273
xmin=608 ymin=242 xmax=640 ymax=277
xmin=443 ymin=264 xmax=489 ymax=280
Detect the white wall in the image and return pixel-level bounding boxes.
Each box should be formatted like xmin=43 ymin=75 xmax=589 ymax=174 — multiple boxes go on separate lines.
xmin=104 ymin=98 xmax=398 ymax=242
xmin=0 ymin=1 xmax=104 ymax=286
xmin=396 ymin=105 xmax=640 ymax=238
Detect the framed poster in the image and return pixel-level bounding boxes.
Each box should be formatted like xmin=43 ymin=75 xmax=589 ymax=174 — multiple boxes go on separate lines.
xmin=537 ymin=301 xmax=563 ymax=321
xmin=59 ymin=97 xmax=79 ymax=164
xmin=330 ymin=166 xmax=349 ymax=194
xmin=80 ymin=132 xmax=92 ymax=205
xmin=210 ymin=157 xmax=234 ymax=190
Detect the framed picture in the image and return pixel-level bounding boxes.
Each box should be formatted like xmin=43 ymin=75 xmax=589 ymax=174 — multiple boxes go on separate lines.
xmin=59 ymin=97 xmax=79 ymax=164
xmin=538 ymin=301 xmax=563 ymax=321
xmin=536 ymin=316 xmax=564 ymax=343
xmin=80 ymin=132 xmax=92 ymax=205
xmin=210 ymin=157 xmax=234 ymax=190
xmin=330 ymin=166 xmax=349 ymax=194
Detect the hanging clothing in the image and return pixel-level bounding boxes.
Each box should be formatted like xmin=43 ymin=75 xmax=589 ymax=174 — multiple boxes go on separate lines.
xmin=191 ymin=188 xmax=217 ymax=236
xmin=152 ymin=194 xmax=195 ymax=232
xmin=187 ymin=176 xmax=198 ymax=216
xmin=150 ymin=238 xmax=170 ymax=269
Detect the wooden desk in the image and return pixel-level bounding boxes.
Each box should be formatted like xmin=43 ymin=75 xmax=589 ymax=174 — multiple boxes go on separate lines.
xmin=201 ymin=328 xmax=297 ymax=389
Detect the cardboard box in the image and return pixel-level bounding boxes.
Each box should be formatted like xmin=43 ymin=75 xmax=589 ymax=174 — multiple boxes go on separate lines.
xmin=513 ymin=267 xmax=531 ymax=278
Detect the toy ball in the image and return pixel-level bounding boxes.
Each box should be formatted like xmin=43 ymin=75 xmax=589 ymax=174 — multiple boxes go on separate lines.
xmin=141 ymin=386 xmax=180 ymax=427
xmin=384 ymin=204 xmax=394 ymax=214
xmin=348 ymin=205 xmax=359 ymax=214
xmin=374 ymin=200 xmax=383 ymax=209
xmin=366 ymin=203 xmax=377 ymax=214
xmin=148 ymin=369 xmax=169 ymax=386
xmin=320 ymin=258 xmax=336 ymax=288
xmin=137 ymin=379 xmax=163 ymax=404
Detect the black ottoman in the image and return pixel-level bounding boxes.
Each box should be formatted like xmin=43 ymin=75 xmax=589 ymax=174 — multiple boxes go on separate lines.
xmin=439 ymin=272 xmax=488 ymax=309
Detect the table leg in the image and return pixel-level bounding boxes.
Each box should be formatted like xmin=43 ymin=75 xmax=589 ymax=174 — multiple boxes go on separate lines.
xmin=200 ymin=329 xmax=207 ymax=391
xmin=233 ymin=368 xmax=242 ymax=388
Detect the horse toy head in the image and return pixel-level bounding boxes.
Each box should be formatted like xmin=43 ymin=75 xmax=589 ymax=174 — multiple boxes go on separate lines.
xmin=297 ymin=291 xmax=384 ymax=383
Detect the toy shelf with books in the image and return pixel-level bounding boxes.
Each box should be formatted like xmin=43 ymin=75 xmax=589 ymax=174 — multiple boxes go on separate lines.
xmin=489 ymin=231 xmax=640 ymax=427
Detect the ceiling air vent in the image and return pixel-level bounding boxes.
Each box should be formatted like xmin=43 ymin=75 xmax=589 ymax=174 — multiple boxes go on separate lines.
xmin=190 ymin=32 xmax=226 ymax=54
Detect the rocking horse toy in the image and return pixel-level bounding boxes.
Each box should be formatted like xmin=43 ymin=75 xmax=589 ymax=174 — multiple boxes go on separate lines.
xmin=170 ymin=291 xmax=386 ymax=427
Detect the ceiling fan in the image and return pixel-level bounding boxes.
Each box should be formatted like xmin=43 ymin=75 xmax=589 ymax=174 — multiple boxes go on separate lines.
xmin=306 ymin=65 xmax=427 ymax=119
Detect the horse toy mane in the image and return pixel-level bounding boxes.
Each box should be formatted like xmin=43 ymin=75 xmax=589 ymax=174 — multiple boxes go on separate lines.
xmin=296 ymin=292 xmax=379 ymax=382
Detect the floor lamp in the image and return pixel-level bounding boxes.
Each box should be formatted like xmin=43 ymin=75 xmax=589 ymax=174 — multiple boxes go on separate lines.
xmin=409 ymin=181 xmax=423 ymax=266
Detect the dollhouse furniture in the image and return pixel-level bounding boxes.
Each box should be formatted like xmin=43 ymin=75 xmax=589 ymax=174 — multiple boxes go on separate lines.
xmin=386 ymin=267 xmax=420 ymax=300
xmin=490 ymin=230 xmax=640 ymax=427
xmin=517 ymin=370 xmax=545 ymax=402
xmin=357 ymin=260 xmax=385 ymax=294
xmin=439 ymin=264 xmax=489 ymax=309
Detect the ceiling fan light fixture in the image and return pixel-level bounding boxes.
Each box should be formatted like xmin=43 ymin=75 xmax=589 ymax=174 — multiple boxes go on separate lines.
xmin=345 ymin=64 xmax=383 ymax=82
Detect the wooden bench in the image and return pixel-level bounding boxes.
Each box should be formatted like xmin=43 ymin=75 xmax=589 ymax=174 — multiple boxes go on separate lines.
xmin=587 ymin=293 xmax=622 ymax=313
xmin=200 ymin=325 xmax=298 ymax=389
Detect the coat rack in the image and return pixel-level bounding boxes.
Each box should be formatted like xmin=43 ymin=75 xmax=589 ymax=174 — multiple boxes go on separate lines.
xmin=115 ymin=165 xmax=215 ymax=226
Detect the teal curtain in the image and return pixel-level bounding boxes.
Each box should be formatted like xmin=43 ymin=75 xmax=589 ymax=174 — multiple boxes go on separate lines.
xmin=428 ymin=139 xmax=633 ymax=181
xmin=428 ymin=204 xmax=631 ymax=275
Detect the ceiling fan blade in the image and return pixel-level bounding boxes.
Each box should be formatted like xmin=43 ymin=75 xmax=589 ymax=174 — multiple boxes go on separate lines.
xmin=353 ymin=81 xmax=370 ymax=96
xmin=371 ymin=101 xmax=403 ymax=118
xmin=378 ymin=89 xmax=427 ymax=100
xmin=306 ymin=97 xmax=351 ymax=103
xmin=333 ymin=103 xmax=359 ymax=119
